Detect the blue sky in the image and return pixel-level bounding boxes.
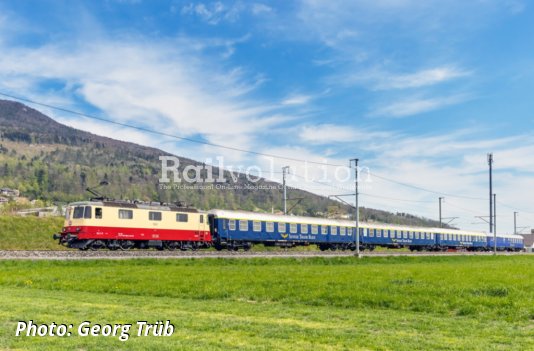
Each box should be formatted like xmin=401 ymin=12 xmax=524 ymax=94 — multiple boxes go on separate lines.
xmin=0 ymin=0 xmax=533 ymax=231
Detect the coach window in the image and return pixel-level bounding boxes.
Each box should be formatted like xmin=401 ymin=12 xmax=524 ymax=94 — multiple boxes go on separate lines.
xmin=331 ymin=226 xmax=337 ymax=235
xmin=253 ymin=221 xmax=261 ymax=232
xmin=321 ymin=225 xmax=328 ymax=235
xmin=266 ymin=222 xmax=274 ymax=233
xmin=301 ymin=224 xmax=308 ymax=234
xmin=278 ymin=222 xmax=286 ymax=232
xmin=239 ymin=220 xmax=249 ymax=231
xmin=311 ymin=225 xmax=318 ymax=235
xmin=149 ymin=211 xmax=162 ymax=221
xmin=95 ymin=207 xmax=103 ymax=219
xmin=376 ymin=229 xmax=381 ymax=238
xmin=176 ymin=213 xmax=188 ymax=222
xmin=290 ymin=223 xmax=298 ymax=233
xmin=384 ymin=230 xmax=389 ymax=238
xmin=409 ymin=232 xmax=413 ymax=239
xmin=228 ymin=219 xmax=236 ymax=231
xmin=118 ymin=209 xmax=133 ymax=219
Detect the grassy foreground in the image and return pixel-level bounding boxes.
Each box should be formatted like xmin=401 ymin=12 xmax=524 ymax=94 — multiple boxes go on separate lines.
xmin=0 ymin=256 xmax=533 ymax=350
xmin=0 ymin=216 xmax=64 ymax=250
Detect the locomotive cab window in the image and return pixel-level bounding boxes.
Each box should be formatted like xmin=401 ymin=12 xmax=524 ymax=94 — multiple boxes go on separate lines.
xmin=176 ymin=213 xmax=188 ymax=222
xmin=83 ymin=206 xmax=91 ymax=219
xmin=73 ymin=206 xmax=84 ymax=219
xmin=95 ymin=207 xmax=103 ymax=219
xmin=149 ymin=211 xmax=162 ymax=221
xmin=118 ymin=209 xmax=133 ymax=219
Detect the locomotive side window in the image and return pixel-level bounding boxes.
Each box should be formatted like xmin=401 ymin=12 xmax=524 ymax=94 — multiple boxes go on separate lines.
xmin=266 ymin=222 xmax=274 ymax=232
xmin=228 ymin=219 xmax=236 ymax=231
xmin=73 ymin=206 xmax=84 ymax=219
xmin=149 ymin=211 xmax=162 ymax=221
xmin=176 ymin=213 xmax=188 ymax=222
xmin=239 ymin=220 xmax=248 ymax=231
xmin=95 ymin=207 xmax=103 ymax=219
xmin=200 ymin=215 xmax=204 ymax=223
xmin=119 ymin=209 xmax=133 ymax=219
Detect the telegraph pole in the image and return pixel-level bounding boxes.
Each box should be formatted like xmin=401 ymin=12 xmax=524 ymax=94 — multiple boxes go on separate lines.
xmin=514 ymin=212 xmax=518 ymax=234
xmin=493 ymin=193 xmax=497 ymax=254
xmin=439 ymin=197 xmax=444 ymax=228
xmin=350 ymin=159 xmax=361 ymax=258
xmin=282 ymin=166 xmax=290 ymax=215
xmin=488 ymin=153 xmax=495 ymax=254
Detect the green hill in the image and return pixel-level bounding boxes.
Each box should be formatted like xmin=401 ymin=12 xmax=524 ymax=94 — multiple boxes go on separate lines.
xmin=0 ymin=99 xmax=445 ymax=227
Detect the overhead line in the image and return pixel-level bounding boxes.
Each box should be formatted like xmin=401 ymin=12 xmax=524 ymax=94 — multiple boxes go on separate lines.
xmin=0 ymin=91 xmax=345 ymax=167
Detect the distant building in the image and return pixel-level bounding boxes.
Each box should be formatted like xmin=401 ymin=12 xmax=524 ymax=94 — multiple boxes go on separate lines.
xmin=0 ymin=196 xmax=8 ymax=204
xmin=0 ymin=188 xmax=19 ymax=198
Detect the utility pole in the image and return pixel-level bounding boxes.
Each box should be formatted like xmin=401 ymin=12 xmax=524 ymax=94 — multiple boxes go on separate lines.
xmin=350 ymin=159 xmax=361 ymax=259
xmin=282 ymin=166 xmax=290 ymax=215
xmin=493 ymin=193 xmax=497 ymax=254
xmin=488 ymin=153 xmax=494 ymax=254
xmin=439 ymin=197 xmax=444 ymax=228
xmin=514 ymin=212 xmax=518 ymax=235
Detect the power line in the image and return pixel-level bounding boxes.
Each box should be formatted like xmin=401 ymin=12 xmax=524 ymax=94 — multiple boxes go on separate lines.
xmin=369 ymin=172 xmax=487 ymax=201
xmin=3 ymin=91 xmax=532 ymax=215
xmin=0 ymin=91 xmax=345 ymax=167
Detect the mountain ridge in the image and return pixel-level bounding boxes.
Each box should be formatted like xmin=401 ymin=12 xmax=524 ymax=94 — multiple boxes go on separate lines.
xmin=0 ymin=99 xmax=447 ymax=227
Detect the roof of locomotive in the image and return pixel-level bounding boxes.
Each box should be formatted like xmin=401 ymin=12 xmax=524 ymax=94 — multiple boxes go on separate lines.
xmin=68 ymin=200 xmax=199 ymax=213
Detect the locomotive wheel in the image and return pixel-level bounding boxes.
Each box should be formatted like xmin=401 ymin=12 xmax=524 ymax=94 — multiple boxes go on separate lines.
xmin=119 ymin=240 xmax=134 ymax=250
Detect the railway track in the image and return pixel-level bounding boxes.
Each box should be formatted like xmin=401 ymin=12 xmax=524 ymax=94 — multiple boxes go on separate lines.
xmin=0 ymin=250 xmax=523 ymax=260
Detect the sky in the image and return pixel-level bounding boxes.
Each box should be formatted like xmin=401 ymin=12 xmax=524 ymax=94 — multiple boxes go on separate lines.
xmin=0 ymin=0 xmax=533 ymax=232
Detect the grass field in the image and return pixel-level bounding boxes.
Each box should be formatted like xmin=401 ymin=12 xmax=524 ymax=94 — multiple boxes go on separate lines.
xmin=0 ymin=255 xmax=532 ymax=350
xmin=0 ymin=216 xmax=65 ymax=250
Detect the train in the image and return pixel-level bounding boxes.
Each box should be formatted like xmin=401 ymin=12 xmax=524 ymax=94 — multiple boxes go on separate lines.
xmin=53 ymin=200 xmax=525 ymax=252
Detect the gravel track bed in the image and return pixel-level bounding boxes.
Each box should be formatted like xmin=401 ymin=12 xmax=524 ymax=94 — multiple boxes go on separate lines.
xmin=0 ymin=250 xmax=515 ymax=260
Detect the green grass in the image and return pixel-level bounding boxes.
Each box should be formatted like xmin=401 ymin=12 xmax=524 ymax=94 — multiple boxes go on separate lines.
xmin=0 ymin=216 xmax=65 ymax=250
xmin=0 ymin=255 xmax=533 ymax=350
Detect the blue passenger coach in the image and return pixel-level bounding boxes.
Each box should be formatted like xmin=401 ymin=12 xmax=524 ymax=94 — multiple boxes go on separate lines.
xmin=208 ymin=209 xmax=524 ymax=252
xmin=208 ymin=210 xmax=357 ymax=251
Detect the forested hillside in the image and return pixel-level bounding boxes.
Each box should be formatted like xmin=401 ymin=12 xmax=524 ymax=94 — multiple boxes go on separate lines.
xmin=0 ymin=99 xmax=445 ymax=227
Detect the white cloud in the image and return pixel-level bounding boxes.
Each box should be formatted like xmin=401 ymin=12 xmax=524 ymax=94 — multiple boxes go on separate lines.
xmin=370 ymin=94 xmax=470 ymax=118
xmin=372 ymin=67 xmax=470 ymax=90
xmin=299 ymin=124 xmax=390 ymax=144
xmin=0 ymin=37 xmax=288 ymax=162
xmin=251 ymin=3 xmax=273 ymax=15
xmin=281 ymin=94 xmax=312 ymax=106
xmin=181 ymin=2 xmax=245 ymax=25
